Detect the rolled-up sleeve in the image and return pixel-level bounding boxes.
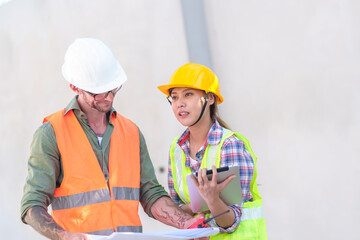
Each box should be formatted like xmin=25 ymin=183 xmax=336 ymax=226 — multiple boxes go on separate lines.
xmin=20 ymin=122 xmax=60 ymax=223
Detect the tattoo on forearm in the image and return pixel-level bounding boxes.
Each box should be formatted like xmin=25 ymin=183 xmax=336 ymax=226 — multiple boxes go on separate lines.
xmin=154 ymin=198 xmax=192 ymax=229
xmin=25 ymin=206 xmax=64 ymax=240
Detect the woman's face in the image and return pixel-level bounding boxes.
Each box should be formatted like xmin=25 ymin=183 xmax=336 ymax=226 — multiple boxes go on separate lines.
xmin=170 ymin=87 xmax=209 ymax=127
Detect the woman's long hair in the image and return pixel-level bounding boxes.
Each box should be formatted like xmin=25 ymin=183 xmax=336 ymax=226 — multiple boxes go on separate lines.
xmin=209 ymin=93 xmax=231 ymax=130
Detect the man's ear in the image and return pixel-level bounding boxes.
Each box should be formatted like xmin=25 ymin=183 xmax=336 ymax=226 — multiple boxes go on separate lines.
xmin=69 ymin=84 xmax=80 ymax=94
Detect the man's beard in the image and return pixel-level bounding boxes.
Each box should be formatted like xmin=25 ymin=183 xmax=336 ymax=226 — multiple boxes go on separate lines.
xmin=91 ymin=101 xmax=113 ymax=113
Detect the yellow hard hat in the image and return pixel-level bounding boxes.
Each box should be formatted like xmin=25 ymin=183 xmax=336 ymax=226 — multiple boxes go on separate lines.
xmin=157 ymin=63 xmax=224 ymax=104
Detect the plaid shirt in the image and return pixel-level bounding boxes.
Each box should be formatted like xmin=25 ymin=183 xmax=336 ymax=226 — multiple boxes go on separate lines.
xmin=168 ymin=120 xmax=254 ymax=233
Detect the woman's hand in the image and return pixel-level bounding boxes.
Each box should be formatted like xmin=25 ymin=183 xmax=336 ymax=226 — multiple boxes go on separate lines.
xmin=191 ymin=165 xmax=235 ymax=205
xmin=190 ymin=165 xmax=236 ymax=228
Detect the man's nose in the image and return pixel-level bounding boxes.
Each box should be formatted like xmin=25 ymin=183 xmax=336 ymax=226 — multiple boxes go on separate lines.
xmin=104 ymin=92 xmax=115 ymax=101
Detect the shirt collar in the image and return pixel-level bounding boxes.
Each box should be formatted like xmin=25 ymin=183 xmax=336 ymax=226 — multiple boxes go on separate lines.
xmin=177 ymin=119 xmax=224 ymax=147
xmin=63 ymin=95 xmax=117 ymax=121
xmin=207 ymin=119 xmax=224 ymax=145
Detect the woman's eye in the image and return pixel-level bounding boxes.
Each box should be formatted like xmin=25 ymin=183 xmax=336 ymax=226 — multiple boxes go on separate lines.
xmin=185 ymin=92 xmax=193 ymax=97
xmin=171 ymin=96 xmax=178 ymax=100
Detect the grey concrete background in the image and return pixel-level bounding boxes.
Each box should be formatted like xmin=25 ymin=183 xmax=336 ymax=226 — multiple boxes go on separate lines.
xmin=1 ymin=0 xmax=359 ymax=239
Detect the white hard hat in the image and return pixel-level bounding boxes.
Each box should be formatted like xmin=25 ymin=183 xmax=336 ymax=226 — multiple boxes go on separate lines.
xmin=62 ymin=38 xmax=127 ymax=94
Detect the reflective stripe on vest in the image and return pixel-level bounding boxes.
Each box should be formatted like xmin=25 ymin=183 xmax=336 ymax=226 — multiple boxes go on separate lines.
xmin=117 ymin=226 xmax=143 ymax=232
xmin=52 ymin=187 xmax=139 ymax=210
xmin=113 ymin=187 xmax=140 ymax=201
xmin=170 ymin=128 xmax=267 ymax=239
xmin=241 ymin=206 xmax=265 ymax=221
xmin=44 ymin=109 xmax=142 ymax=234
xmin=87 ymin=229 xmax=114 ymax=236
xmin=87 ymin=226 xmax=143 ymax=236
xmin=52 ymin=188 xmax=111 ymax=210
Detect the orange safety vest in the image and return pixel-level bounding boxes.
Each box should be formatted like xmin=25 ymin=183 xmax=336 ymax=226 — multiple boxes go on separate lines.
xmin=44 ymin=109 xmax=142 ymax=235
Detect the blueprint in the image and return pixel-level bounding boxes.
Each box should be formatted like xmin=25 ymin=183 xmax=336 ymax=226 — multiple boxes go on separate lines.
xmin=87 ymin=228 xmax=219 ymax=240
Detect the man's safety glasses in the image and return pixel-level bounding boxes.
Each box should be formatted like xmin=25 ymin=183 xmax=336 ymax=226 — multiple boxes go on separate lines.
xmin=85 ymin=86 xmax=122 ymax=101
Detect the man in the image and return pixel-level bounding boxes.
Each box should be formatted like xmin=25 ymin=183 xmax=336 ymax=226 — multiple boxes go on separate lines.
xmin=20 ymin=38 xmax=203 ymax=240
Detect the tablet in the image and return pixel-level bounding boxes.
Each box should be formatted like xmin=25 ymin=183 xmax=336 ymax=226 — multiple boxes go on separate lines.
xmin=186 ymin=166 xmax=242 ymax=212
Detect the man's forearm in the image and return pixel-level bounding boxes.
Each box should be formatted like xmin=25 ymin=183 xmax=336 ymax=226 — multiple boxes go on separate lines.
xmin=24 ymin=206 xmax=64 ymax=240
xmin=150 ymin=196 xmax=201 ymax=229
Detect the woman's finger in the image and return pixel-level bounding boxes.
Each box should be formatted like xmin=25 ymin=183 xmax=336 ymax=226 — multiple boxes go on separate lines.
xmin=199 ymin=168 xmax=208 ymax=185
xmin=190 ymin=174 xmax=199 ymax=188
xmin=211 ymin=165 xmax=217 ymax=184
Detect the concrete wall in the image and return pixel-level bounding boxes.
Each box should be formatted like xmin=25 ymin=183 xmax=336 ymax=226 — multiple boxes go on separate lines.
xmin=1 ymin=0 xmax=359 ymax=239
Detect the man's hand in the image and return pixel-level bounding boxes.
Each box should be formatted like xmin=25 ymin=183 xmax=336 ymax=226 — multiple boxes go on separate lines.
xmin=180 ymin=203 xmax=195 ymax=215
xmin=151 ymin=196 xmax=207 ymax=229
xmin=24 ymin=206 xmax=90 ymax=240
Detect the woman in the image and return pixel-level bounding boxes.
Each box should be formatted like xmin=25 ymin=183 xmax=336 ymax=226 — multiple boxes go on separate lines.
xmin=157 ymin=63 xmax=267 ymax=239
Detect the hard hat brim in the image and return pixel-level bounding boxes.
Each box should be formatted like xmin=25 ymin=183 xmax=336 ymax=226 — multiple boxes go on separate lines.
xmin=62 ymin=38 xmax=127 ymax=94
xmin=157 ymin=84 xmax=223 ymax=104
xmin=62 ymin=60 xmax=127 ymax=94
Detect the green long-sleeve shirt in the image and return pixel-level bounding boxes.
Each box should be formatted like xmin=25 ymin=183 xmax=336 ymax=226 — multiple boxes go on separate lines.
xmin=21 ymin=96 xmax=169 ymax=222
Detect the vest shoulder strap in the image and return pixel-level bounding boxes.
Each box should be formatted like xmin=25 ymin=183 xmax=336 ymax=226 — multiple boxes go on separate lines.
xmin=205 ymin=128 xmax=262 ymax=201
xmin=170 ymin=137 xmax=191 ymax=203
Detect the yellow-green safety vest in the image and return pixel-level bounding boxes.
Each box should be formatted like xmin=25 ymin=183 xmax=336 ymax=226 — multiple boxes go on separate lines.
xmin=170 ymin=128 xmax=267 ymax=239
